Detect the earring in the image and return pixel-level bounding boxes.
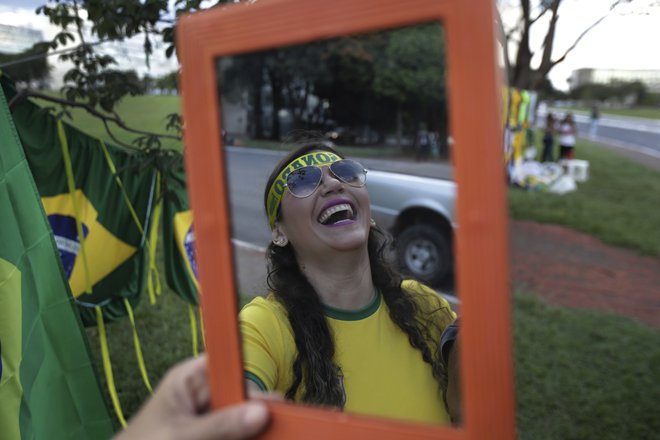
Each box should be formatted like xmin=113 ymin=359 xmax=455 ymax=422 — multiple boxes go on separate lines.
xmin=273 ymin=237 xmax=288 ymax=247
xmin=370 ymin=218 xmax=376 ymax=227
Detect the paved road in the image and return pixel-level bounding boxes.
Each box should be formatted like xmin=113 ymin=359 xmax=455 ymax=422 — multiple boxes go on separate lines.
xmin=225 ymin=148 xmax=281 ymax=248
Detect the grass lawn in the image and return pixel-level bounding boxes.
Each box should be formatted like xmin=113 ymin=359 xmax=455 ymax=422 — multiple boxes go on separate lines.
xmin=513 ymin=293 xmax=660 ymax=440
xmin=50 ymin=94 xmax=659 ymax=438
xmin=85 ymin=290 xmax=199 ymax=423
xmin=34 ymin=93 xmax=183 ymax=150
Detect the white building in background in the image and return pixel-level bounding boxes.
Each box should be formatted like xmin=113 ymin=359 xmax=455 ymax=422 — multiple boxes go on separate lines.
xmin=569 ymin=68 xmax=660 ymax=93
xmin=0 ymin=23 xmax=43 ymax=54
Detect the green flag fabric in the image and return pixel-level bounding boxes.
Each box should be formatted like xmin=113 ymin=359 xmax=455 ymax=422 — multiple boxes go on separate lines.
xmin=0 ymin=81 xmax=115 ymax=439
xmin=162 ymin=165 xmax=199 ymax=305
xmin=1 ymin=77 xmax=154 ymax=325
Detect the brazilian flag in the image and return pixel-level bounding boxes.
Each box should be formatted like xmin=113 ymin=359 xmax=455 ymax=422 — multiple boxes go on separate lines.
xmin=1 ymin=76 xmax=154 ymax=325
xmin=0 ymin=80 xmax=114 ymax=438
xmin=162 ymin=164 xmax=199 ymax=305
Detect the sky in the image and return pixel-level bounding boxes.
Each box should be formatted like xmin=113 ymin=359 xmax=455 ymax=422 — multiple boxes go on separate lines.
xmin=1 ymin=0 xmax=659 ymax=91
xmin=506 ymin=0 xmax=660 ymax=90
xmin=0 ymin=0 xmax=179 ymax=85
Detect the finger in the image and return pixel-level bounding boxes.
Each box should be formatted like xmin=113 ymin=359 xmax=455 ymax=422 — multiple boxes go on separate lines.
xmin=165 ymin=355 xmax=209 ymax=413
xmin=182 ymin=358 xmax=211 ymax=413
xmin=245 ymin=380 xmax=283 ymax=402
xmin=191 ymin=377 xmax=211 ymax=413
xmin=180 ymin=402 xmax=270 ymax=440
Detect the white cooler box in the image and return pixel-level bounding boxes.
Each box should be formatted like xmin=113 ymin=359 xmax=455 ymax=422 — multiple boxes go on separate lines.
xmin=560 ymin=159 xmax=589 ymax=182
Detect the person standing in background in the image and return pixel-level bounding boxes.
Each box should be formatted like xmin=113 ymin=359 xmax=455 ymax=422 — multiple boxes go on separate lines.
xmin=558 ymin=113 xmax=577 ymax=160
xmin=541 ymin=112 xmax=556 ymax=162
xmin=589 ymin=104 xmax=600 ymax=139
xmin=415 ymin=126 xmax=432 ymax=162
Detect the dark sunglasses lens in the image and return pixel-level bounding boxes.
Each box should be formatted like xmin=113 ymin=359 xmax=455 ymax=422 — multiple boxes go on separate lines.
xmin=331 ymin=160 xmax=366 ymax=186
xmin=286 ymin=167 xmax=322 ymax=197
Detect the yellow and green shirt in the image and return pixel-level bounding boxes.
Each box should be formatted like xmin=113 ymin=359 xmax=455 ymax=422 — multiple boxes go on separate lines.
xmin=239 ymin=280 xmax=456 ymax=424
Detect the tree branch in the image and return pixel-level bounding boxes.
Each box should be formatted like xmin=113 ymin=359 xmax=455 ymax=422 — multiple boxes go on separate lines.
xmin=529 ymin=3 xmax=551 ymax=25
xmin=495 ymin=9 xmax=512 ymax=82
xmin=511 ymin=0 xmax=534 ymax=87
xmin=550 ymin=0 xmax=626 ymax=68
xmin=521 ymin=0 xmax=532 ymax=25
xmin=537 ymin=0 xmax=561 ymax=75
xmin=100 ymin=118 xmax=145 ymax=151
xmin=504 ymin=19 xmax=523 ymax=43
xmin=24 ymin=90 xmax=182 ymax=144
xmin=72 ymin=0 xmax=86 ymax=46
xmin=0 ymin=39 xmax=108 ymax=69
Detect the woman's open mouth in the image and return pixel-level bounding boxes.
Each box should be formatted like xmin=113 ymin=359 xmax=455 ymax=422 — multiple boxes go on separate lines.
xmin=317 ymin=202 xmax=356 ymax=227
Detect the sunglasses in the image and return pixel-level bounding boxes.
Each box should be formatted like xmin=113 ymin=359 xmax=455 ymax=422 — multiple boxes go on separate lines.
xmin=284 ymin=159 xmax=367 ymax=198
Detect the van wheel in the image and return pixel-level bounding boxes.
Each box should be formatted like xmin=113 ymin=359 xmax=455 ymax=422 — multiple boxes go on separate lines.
xmin=396 ymin=224 xmax=452 ymax=287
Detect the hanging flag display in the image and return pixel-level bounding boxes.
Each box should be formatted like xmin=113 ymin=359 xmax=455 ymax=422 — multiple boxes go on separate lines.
xmin=1 ymin=76 xmax=154 ymax=325
xmin=41 ymin=190 xmax=138 ymax=296
xmin=0 ymin=82 xmax=115 ymax=439
xmin=162 ymin=164 xmax=200 ymax=305
xmin=503 ymin=87 xmax=538 ymax=181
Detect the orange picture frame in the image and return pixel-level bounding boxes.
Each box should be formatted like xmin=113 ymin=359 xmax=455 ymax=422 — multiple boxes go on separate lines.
xmin=177 ymin=0 xmax=515 ymax=439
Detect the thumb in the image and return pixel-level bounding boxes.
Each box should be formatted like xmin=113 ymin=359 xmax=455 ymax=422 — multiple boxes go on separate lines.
xmin=181 ymin=401 xmax=270 ymax=440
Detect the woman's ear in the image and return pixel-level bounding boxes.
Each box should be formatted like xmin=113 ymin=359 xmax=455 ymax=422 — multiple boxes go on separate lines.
xmin=271 ymin=225 xmax=289 ymax=247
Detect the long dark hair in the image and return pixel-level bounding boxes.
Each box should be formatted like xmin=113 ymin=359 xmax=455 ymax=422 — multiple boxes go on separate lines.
xmin=263 ymin=143 xmax=450 ymax=407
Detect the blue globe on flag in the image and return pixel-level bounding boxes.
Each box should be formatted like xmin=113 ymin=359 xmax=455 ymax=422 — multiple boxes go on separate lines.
xmin=48 ymin=214 xmax=90 ymax=278
xmin=185 ymin=225 xmax=198 ymax=280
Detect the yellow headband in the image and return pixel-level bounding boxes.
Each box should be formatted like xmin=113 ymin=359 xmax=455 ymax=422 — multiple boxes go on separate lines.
xmin=266 ymin=151 xmax=341 ymax=229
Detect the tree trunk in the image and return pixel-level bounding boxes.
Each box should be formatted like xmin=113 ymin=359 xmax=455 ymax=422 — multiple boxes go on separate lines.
xmin=533 ymin=0 xmax=561 ymax=89
xmin=511 ymin=0 xmax=533 ymax=89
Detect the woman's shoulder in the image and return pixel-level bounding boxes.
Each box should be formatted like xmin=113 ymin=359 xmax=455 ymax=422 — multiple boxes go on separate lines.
xmin=401 ymin=279 xmax=457 ymax=333
xmin=401 ymin=280 xmax=454 ymax=314
xmin=401 ymin=279 xmax=435 ymax=295
xmin=239 ymin=294 xmax=288 ymax=321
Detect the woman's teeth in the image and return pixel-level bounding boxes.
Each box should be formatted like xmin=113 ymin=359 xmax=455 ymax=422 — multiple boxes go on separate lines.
xmin=318 ymin=203 xmax=354 ymax=225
